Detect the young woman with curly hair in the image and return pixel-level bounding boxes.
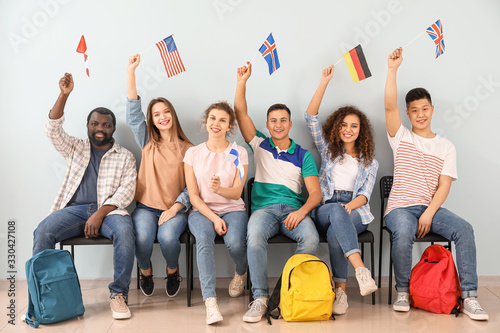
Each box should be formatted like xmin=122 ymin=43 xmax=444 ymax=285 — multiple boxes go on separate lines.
xmin=304 ymin=65 xmax=378 ymax=315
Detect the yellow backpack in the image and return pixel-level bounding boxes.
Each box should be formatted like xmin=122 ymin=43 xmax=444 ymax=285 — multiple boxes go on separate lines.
xmin=266 ymin=254 xmax=335 ymax=323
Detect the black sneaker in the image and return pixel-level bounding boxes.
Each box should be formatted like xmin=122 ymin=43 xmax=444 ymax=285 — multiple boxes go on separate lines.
xmin=165 ymin=269 xmax=182 ymax=297
xmin=140 ymin=272 xmax=154 ymax=296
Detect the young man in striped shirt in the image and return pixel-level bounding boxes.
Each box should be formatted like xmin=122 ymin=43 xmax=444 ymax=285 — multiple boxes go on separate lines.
xmin=235 ymin=62 xmax=322 ymax=323
xmin=32 ymin=73 xmax=137 ymax=320
xmin=384 ymin=48 xmax=487 ymax=320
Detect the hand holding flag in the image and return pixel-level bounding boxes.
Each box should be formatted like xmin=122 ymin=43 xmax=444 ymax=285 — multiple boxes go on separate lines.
xmin=214 ymin=141 xmax=245 ymax=185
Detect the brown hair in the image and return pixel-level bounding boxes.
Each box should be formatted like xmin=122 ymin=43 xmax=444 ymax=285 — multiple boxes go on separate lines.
xmin=322 ymin=105 xmax=375 ymax=165
xmin=146 ymin=97 xmax=191 ymax=146
xmin=202 ymin=101 xmax=237 ymax=136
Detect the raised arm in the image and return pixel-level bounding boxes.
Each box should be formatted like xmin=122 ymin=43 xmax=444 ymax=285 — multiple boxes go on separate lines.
xmin=234 ymin=62 xmax=257 ymax=143
xmin=126 ymin=54 xmax=149 ymax=148
xmin=305 ymin=65 xmax=334 ymax=116
xmin=127 ymin=54 xmax=140 ymax=101
xmin=49 ymin=73 xmax=74 ymax=120
xmin=385 ymin=48 xmax=403 ymax=137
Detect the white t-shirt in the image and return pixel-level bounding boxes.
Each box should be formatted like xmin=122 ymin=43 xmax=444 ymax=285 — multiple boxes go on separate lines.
xmin=183 ymin=142 xmax=248 ymax=215
xmin=385 ymin=125 xmax=457 ymax=215
xmin=332 ymin=154 xmax=359 ymax=192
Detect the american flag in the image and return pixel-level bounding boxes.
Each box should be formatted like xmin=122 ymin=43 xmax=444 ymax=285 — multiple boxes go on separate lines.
xmin=426 ymin=19 xmax=445 ymax=58
xmin=259 ymin=33 xmax=280 ymax=75
xmin=76 ymin=35 xmax=90 ymax=77
xmin=156 ymin=35 xmax=185 ymax=77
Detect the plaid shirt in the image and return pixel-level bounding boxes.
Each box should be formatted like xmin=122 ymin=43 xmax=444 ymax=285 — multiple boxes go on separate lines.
xmin=304 ymin=113 xmax=378 ymax=224
xmin=46 ymin=115 xmax=137 ymax=216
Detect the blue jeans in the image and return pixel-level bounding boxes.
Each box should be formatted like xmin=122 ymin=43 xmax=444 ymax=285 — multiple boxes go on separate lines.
xmin=312 ymin=191 xmax=368 ymax=283
xmin=33 ymin=204 xmax=135 ymax=296
xmin=247 ymin=204 xmax=319 ymax=298
xmin=188 ymin=210 xmax=248 ymax=301
xmin=132 ymin=203 xmax=188 ymax=271
xmin=385 ymin=205 xmax=478 ymax=298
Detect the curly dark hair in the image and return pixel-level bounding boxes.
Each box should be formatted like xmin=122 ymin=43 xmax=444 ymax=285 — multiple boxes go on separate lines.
xmin=322 ymin=105 xmax=375 ymax=165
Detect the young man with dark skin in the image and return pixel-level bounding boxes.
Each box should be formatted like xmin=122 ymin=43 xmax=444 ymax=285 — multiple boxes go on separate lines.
xmin=234 ymin=62 xmax=322 ymax=323
xmin=32 ymin=73 xmax=137 ymax=320
xmin=384 ymin=48 xmax=488 ymax=320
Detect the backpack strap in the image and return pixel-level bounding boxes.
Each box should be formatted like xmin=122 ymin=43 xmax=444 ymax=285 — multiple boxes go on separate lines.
xmin=265 ymin=275 xmax=282 ymax=325
xmin=25 ymin=295 xmax=39 ymax=328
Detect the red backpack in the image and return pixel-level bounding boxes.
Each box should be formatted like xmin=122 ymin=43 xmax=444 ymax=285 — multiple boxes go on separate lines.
xmin=409 ymin=244 xmax=462 ymax=315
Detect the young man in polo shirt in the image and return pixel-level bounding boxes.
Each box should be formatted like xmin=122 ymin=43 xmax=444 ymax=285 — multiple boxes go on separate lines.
xmin=234 ymin=62 xmax=322 ymax=323
xmin=384 ymin=48 xmax=488 ymax=320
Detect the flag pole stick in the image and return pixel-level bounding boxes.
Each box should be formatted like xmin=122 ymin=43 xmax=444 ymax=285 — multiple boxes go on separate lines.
xmin=70 ymin=52 xmax=77 ymax=74
xmin=403 ymin=31 xmax=425 ymax=49
xmin=140 ymin=44 xmax=157 ymax=55
xmin=334 ymin=57 xmax=344 ymax=66
xmin=249 ymin=51 xmax=260 ymax=64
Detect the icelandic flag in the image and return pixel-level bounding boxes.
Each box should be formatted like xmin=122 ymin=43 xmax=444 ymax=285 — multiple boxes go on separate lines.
xmin=426 ymin=19 xmax=445 ymax=58
xmin=226 ymin=141 xmax=245 ymax=180
xmin=259 ymin=33 xmax=280 ymax=75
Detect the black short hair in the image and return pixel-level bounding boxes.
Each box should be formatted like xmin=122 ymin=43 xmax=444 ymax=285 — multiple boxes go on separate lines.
xmin=87 ymin=107 xmax=116 ymax=127
xmin=405 ymin=88 xmax=432 ymax=108
xmin=266 ymin=103 xmax=291 ymax=118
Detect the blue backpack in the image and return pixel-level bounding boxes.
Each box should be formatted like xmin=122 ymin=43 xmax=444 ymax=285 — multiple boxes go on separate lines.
xmin=25 ymin=249 xmax=85 ymax=328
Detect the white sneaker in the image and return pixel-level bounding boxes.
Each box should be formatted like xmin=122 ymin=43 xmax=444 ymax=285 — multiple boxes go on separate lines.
xmin=393 ymin=292 xmax=410 ymax=312
xmin=110 ymin=294 xmax=131 ymax=319
xmin=332 ymin=287 xmax=349 ymax=315
xmin=205 ymin=297 xmax=223 ymax=325
xmin=243 ymin=297 xmax=267 ymax=323
xmin=229 ymin=272 xmax=246 ymax=297
xmin=463 ymin=298 xmax=489 ymax=320
xmin=355 ymin=267 xmax=378 ymax=296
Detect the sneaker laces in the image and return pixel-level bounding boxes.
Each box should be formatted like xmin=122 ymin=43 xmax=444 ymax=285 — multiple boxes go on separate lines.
xmin=206 ymin=298 xmax=220 ymax=317
xmin=230 ymin=273 xmax=244 ymax=290
xmin=248 ymin=298 xmax=266 ymax=312
xmin=166 ymin=270 xmax=181 ymax=282
xmin=397 ymin=292 xmax=409 ymax=302
xmin=111 ymin=294 xmax=128 ymax=307
xmin=335 ymin=289 xmax=347 ymax=304
xmin=465 ymin=298 xmax=483 ymax=311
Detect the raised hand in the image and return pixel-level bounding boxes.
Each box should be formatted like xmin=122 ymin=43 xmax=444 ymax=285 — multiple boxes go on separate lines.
xmin=59 ymin=73 xmax=74 ymax=95
xmin=388 ymin=47 xmax=403 ymax=70
xmin=237 ymin=61 xmax=252 ymax=84
xmin=321 ymin=65 xmax=334 ymax=84
xmin=127 ymin=54 xmax=140 ymax=72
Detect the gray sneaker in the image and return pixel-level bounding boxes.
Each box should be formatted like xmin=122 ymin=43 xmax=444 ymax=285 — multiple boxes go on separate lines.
xmin=393 ymin=292 xmax=410 ymax=312
xmin=355 ymin=267 xmax=378 ymax=296
xmin=243 ymin=297 xmax=267 ymax=323
xmin=463 ymin=298 xmax=489 ymax=320
xmin=332 ymin=287 xmax=348 ymax=315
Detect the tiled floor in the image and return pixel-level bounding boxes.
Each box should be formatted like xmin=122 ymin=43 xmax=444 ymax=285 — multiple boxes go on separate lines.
xmin=1 ymin=278 xmax=498 ymax=332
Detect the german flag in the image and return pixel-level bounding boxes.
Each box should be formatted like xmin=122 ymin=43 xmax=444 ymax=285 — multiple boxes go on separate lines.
xmin=343 ymin=44 xmax=372 ymax=83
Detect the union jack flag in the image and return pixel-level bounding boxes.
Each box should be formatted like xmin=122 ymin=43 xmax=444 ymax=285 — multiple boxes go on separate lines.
xmin=426 ymin=19 xmax=445 ymax=58
xmin=259 ymin=33 xmax=280 ymax=75
xmin=156 ymin=35 xmax=185 ymax=77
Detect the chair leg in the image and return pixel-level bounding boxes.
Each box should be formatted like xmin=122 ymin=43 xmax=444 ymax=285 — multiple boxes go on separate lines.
xmin=360 ymin=243 xmax=365 ymax=262
xmin=370 ymin=241 xmax=375 ymax=305
xmin=378 ymin=230 xmax=383 ymax=288
xmin=137 ymin=263 xmax=140 ymax=290
xmin=187 ymin=239 xmax=192 ymax=307
xmin=388 ymin=240 xmax=393 ymax=305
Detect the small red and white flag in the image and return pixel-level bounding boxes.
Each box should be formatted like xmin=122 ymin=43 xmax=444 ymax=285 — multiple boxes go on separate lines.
xmin=76 ymin=35 xmax=90 ymax=77
xmin=156 ymin=35 xmax=185 ymax=77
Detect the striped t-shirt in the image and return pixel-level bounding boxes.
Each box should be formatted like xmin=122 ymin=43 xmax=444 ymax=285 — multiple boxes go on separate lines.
xmin=385 ymin=125 xmax=457 ymax=215
xmin=248 ymin=131 xmax=318 ymax=212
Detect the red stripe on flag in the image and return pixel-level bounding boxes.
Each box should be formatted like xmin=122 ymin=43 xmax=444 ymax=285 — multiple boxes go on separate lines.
xmin=349 ymin=49 xmax=366 ymax=81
